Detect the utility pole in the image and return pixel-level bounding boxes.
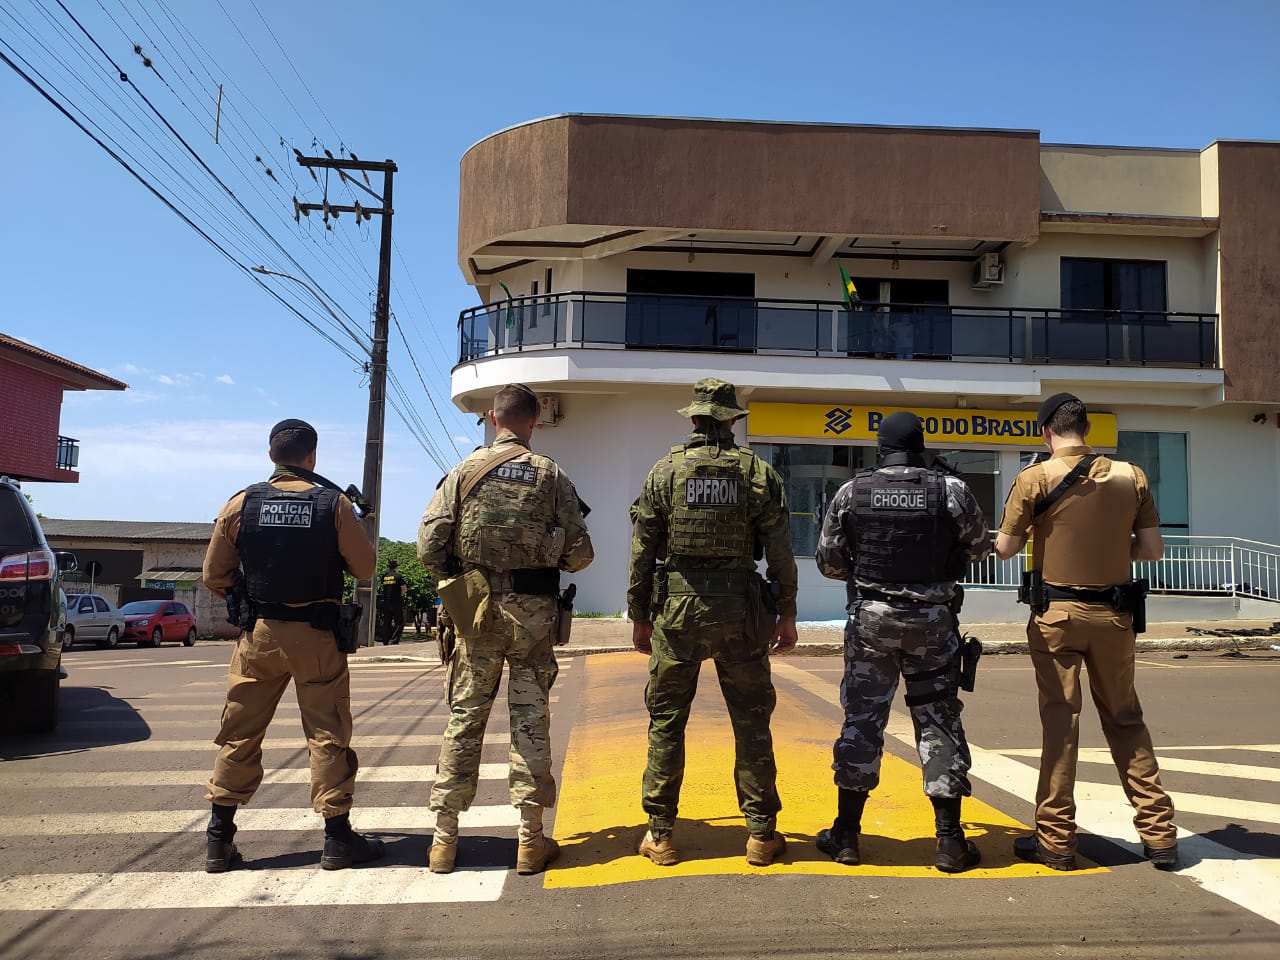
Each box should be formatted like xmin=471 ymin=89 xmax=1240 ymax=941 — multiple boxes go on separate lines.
xmin=295 ymin=154 xmax=397 ymax=648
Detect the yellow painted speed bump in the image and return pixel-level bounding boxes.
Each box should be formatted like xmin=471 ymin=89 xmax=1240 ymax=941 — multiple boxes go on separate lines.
xmin=545 ymin=656 xmax=1105 ymax=888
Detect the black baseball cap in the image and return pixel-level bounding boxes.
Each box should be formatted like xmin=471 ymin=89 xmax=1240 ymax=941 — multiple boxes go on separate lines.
xmin=269 ymin=418 xmax=317 ymax=442
xmin=1036 ymin=393 xmax=1081 ymax=431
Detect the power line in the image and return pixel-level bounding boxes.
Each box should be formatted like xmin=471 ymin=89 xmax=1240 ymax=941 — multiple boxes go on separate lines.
xmin=391 ymin=314 xmax=466 ymax=460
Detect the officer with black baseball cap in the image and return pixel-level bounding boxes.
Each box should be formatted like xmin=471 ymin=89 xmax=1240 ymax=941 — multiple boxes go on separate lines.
xmin=201 ymin=418 xmax=385 ymax=873
xmin=995 ymin=393 xmax=1180 ymax=872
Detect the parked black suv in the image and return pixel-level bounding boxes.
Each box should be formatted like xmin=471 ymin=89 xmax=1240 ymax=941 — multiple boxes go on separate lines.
xmin=0 ymin=476 xmax=74 ymax=733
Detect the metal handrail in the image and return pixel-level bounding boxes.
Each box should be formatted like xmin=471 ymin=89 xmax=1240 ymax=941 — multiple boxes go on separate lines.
xmin=456 ymin=291 xmax=1219 ymax=368
xmin=961 ymin=535 xmax=1280 ymax=602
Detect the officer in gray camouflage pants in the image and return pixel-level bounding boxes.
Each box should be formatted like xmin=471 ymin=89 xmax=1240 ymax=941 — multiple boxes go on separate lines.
xmin=815 ymin=411 xmax=991 ymax=872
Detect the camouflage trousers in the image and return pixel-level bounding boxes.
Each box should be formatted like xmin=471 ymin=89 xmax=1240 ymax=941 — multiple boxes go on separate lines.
xmin=642 ymin=619 xmax=780 ymax=838
xmin=834 ymin=598 xmax=972 ymax=799
xmin=430 ymin=593 xmax=559 ymax=813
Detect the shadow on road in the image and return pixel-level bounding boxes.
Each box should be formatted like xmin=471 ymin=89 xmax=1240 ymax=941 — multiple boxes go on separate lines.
xmin=0 ymin=685 xmax=151 ymax=759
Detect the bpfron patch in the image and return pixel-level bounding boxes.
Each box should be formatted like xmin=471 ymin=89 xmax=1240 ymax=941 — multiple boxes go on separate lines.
xmin=685 ymin=477 xmax=739 ymax=506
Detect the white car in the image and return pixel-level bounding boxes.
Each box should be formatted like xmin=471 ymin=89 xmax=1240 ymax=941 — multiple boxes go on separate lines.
xmin=64 ymin=593 xmax=126 ymax=650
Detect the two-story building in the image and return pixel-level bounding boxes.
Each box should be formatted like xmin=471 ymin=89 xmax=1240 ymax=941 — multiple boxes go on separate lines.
xmin=448 ymin=115 xmax=1280 ymax=621
xmin=0 ymin=333 xmax=127 ymax=482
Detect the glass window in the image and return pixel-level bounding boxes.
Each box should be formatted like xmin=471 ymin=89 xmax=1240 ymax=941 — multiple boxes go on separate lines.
xmin=94 ymin=597 xmax=109 ymax=612
xmin=1062 ymin=258 xmax=1167 ymax=315
xmin=1115 ymin=432 xmax=1189 ymax=532
xmin=753 ymin=443 xmax=862 ymax=557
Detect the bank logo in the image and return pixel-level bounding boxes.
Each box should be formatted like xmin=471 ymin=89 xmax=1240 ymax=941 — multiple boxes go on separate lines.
xmin=824 ymin=407 xmax=853 ymax=435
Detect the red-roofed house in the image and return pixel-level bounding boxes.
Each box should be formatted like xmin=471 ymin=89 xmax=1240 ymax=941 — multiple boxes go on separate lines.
xmin=0 ymin=333 xmax=127 ymax=483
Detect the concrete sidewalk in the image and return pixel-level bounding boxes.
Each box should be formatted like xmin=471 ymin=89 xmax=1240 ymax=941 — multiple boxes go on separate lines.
xmin=356 ymin=616 xmax=1280 ymax=659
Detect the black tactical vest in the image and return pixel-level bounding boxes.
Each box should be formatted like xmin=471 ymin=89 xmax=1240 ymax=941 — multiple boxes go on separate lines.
xmin=238 ymin=482 xmax=344 ymax=604
xmin=851 ymin=467 xmax=962 ymax=584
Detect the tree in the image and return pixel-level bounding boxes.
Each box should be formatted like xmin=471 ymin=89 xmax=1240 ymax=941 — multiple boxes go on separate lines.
xmin=375 ymin=538 xmax=437 ymax=614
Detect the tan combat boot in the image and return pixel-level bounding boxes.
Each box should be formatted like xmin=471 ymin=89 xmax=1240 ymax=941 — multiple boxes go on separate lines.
xmin=746 ymin=832 xmax=787 ymax=866
xmin=637 ymin=830 xmax=680 ymax=866
xmin=428 ymin=839 xmax=456 ymax=874
xmin=516 ymin=836 xmax=560 ymax=875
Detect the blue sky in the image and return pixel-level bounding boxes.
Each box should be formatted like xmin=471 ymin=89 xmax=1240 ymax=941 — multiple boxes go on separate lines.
xmin=2 ymin=0 xmax=1278 ymax=541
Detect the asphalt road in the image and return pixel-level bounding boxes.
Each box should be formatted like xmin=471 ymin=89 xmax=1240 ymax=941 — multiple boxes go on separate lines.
xmin=1 ymin=641 xmax=1277 ymax=960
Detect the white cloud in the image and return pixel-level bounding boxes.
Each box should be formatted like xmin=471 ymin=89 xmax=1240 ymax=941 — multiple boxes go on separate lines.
xmin=216 ymin=374 xmax=235 ymax=385
xmin=154 ymin=374 xmax=175 ymax=386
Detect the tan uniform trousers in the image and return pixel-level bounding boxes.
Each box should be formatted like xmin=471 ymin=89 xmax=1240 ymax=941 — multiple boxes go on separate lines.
xmin=430 ymin=593 xmax=559 ymax=814
xmin=206 ymin=618 xmax=358 ymax=818
xmin=1028 ymin=600 xmax=1177 ymax=856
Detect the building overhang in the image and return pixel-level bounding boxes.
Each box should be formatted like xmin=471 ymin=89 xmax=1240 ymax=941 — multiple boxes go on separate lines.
xmin=459 ymin=115 xmax=1043 ymax=284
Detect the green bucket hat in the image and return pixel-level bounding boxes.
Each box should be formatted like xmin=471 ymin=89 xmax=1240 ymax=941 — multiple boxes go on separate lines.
xmin=677 ymin=377 xmax=748 ymax=421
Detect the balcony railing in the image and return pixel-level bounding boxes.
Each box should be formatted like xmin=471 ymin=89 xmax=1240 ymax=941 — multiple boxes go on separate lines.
xmin=458 ymin=291 xmax=1218 ymax=369
xmin=56 ymin=435 xmax=79 ymax=471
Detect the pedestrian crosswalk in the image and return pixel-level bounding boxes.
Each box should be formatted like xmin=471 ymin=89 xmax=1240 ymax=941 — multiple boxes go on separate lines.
xmin=0 ymin=651 xmax=573 ymax=911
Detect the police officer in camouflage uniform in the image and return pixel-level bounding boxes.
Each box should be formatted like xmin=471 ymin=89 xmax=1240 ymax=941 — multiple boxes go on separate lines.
xmin=815 ymin=411 xmax=990 ymax=873
xmin=628 ymin=378 xmax=798 ymax=868
xmin=418 ymin=383 xmax=593 ymax=876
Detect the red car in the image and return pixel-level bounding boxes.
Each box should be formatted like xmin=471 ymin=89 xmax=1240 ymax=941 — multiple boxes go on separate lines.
xmin=120 ymin=600 xmax=198 ymax=647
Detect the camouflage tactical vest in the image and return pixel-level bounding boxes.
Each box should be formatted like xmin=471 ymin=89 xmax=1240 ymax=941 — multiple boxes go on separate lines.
xmin=455 ymin=447 xmax=560 ymax=572
xmin=666 ymin=443 xmax=754 ymax=561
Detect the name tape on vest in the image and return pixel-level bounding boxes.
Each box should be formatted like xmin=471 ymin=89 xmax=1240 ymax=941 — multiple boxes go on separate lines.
xmin=870 ymin=488 xmax=926 ymax=510
xmin=685 ymin=477 xmax=739 ymax=506
xmin=258 ymin=499 xmax=314 ymax=527
xmin=494 ymin=462 xmax=539 ymax=485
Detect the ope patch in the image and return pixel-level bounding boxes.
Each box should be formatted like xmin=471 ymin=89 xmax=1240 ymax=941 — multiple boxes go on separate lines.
xmin=495 ymin=462 xmax=539 ymax=485
xmin=871 ymin=488 xmax=925 ymax=510
xmin=259 ymin=498 xmax=313 ymax=527
xmin=686 ymin=477 xmax=739 ymax=506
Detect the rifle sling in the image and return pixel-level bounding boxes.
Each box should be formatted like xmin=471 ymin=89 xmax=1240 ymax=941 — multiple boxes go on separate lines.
xmin=1033 ymin=454 xmax=1098 ymax=519
xmin=459 ymin=444 xmax=528 ymax=503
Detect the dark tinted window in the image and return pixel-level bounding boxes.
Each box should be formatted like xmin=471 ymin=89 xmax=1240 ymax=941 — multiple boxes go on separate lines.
xmin=79 ymin=598 xmax=95 ymax=612
xmin=121 ymin=600 xmax=165 ymax=614
xmin=0 ymin=490 xmax=34 ymax=548
xmin=93 ymin=597 xmax=109 ymax=612
xmin=1062 ymin=259 xmax=1167 ymax=314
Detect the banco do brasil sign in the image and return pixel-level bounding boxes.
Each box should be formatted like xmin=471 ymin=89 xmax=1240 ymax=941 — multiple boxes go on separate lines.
xmin=747 ymin=403 xmax=1118 ymax=448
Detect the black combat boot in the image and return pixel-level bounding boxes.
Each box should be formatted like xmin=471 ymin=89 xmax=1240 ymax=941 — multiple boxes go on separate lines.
xmin=931 ymin=796 xmax=981 ymax=873
xmin=817 ymin=789 xmax=867 ymax=866
xmin=205 ymin=803 xmax=242 ymax=873
xmin=320 ymin=812 xmax=387 ymax=870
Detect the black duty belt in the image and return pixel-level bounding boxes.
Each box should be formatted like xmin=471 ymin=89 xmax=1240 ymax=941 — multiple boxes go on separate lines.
xmin=856 ymin=587 xmax=928 ymax=605
xmin=490 ymin=567 xmax=560 ymax=597
xmin=1044 ymin=584 xmax=1118 ymax=605
xmin=257 ymin=601 xmax=339 ymax=628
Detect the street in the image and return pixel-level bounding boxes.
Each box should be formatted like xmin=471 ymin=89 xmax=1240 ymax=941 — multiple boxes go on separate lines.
xmin=1 ymin=641 xmax=1277 ymax=960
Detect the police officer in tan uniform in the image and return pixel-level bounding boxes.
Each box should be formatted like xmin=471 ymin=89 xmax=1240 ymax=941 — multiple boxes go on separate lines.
xmin=996 ymin=393 xmax=1179 ymax=871
xmin=202 ymin=419 xmax=384 ymax=873
xmin=418 ymin=383 xmax=593 ymax=876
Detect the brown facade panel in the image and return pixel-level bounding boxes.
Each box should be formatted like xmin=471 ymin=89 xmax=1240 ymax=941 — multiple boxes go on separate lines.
xmin=564 ymin=115 xmax=1041 ymax=242
xmin=458 ymin=115 xmax=1043 ymax=266
xmin=1217 ymin=142 xmax=1280 ymax=404
xmin=458 ymin=118 xmax=571 ymax=265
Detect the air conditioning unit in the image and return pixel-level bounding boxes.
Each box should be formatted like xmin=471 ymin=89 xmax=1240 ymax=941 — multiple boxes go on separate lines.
xmin=536 ymin=395 xmax=560 ymax=427
xmin=971 ymin=252 xmax=1005 ymax=289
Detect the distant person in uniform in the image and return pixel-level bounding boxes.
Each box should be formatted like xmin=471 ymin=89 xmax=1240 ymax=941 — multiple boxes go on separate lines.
xmin=815 ymin=411 xmax=991 ymax=872
xmin=201 ymin=418 xmax=384 ymax=873
xmin=418 ymin=383 xmax=593 ymax=875
xmin=379 ymin=559 xmax=407 ymax=645
xmin=628 ymin=378 xmax=798 ymax=868
xmin=996 ymin=393 xmax=1179 ymax=871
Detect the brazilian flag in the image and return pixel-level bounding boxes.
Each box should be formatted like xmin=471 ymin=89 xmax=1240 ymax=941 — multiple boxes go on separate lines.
xmin=839 ymin=263 xmax=859 ymax=308
xmin=497 ymin=280 xmax=515 ymax=329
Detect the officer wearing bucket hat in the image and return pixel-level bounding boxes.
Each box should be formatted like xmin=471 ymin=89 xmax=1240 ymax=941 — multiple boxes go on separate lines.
xmin=996 ymin=393 xmax=1179 ymax=872
xmin=628 ymin=378 xmax=798 ymax=868
xmin=201 ymin=418 xmax=383 ymax=873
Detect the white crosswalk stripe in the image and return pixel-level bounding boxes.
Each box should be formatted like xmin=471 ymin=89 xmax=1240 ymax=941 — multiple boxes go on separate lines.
xmin=5 ymin=763 xmax=510 ymax=788
xmin=9 ymin=805 xmax=520 ymax=836
xmin=0 ymin=867 xmax=506 ymax=911
xmin=41 ymin=733 xmax=509 ymax=752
